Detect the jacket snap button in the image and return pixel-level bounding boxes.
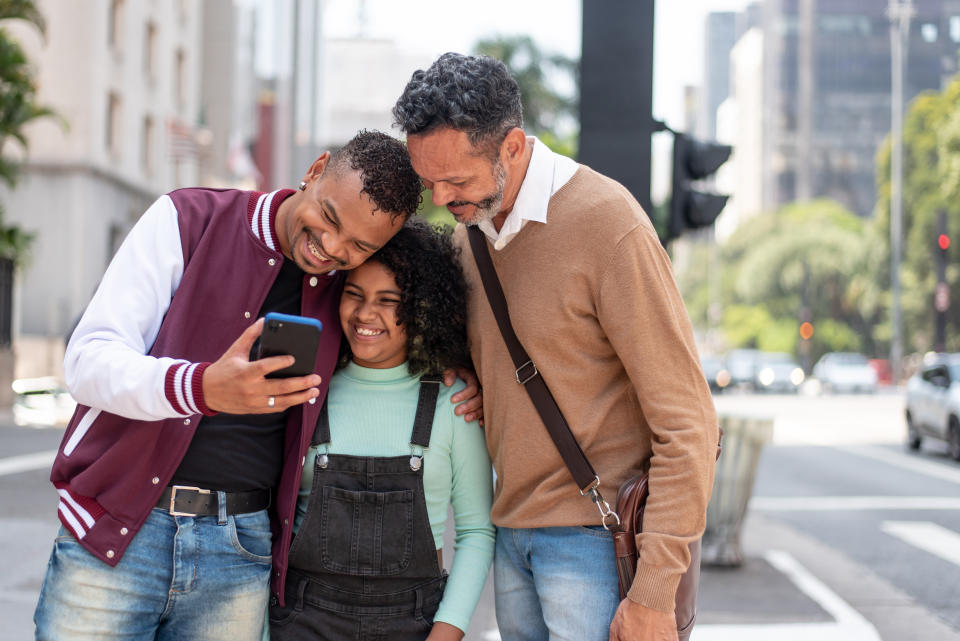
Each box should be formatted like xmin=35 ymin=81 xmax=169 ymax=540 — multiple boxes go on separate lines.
xmin=244 ymin=311 xmax=251 ymax=319
xmin=184 ymin=419 xmax=190 ymax=425
xmin=106 ymin=550 xmax=115 ymax=559
xmin=309 ymin=276 xmax=318 ymax=287
xmin=120 ymin=527 xmax=128 ymax=535
xmin=152 ymin=477 xmax=160 ymax=485
xmin=268 ymin=258 xmax=276 ymax=266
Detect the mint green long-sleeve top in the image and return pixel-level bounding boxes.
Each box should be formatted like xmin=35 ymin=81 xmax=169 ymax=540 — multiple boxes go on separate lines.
xmin=295 ymin=361 xmax=495 ymax=633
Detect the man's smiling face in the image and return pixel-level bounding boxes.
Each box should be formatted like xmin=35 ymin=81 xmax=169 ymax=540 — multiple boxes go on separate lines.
xmin=276 ymin=161 xmax=404 ymax=275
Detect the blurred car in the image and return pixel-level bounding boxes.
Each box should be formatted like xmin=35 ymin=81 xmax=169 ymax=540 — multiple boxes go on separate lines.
xmin=754 ymin=352 xmax=805 ymax=393
xmin=12 ymin=376 xmax=76 ymax=426
xmin=813 ymin=352 xmax=877 ymax=393
xmin=724 ymin=348 xmax=762 ymax=390
xmin=700 ymin=355 xmax=731 ymax=393
xmin=904 ymin=355 xmax=960 ymax=460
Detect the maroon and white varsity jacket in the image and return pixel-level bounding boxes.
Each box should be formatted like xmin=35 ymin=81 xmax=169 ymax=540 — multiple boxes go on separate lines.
xmin=51 ymin=187 xmax=344 ymax=599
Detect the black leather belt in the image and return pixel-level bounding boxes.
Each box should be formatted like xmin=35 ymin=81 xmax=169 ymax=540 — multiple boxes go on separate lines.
xmin=156 ymin=485 xmax=271 ymax=517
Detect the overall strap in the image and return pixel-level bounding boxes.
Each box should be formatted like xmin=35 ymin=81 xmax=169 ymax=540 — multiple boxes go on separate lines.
xmin=312 ymin=401 xmax=331 ymax=447
xmin=410 ymin=375 xmax=442 ymax=448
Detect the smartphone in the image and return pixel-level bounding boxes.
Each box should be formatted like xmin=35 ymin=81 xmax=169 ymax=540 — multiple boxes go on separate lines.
xmin=256 ymin=312 xmax=323 ymax=379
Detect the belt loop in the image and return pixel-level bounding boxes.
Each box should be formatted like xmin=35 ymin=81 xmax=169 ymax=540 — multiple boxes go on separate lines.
xmin=217 ymin=490 xmax=227 ymax=525
xmin=414 ymin=586 xmax=424 ymax=618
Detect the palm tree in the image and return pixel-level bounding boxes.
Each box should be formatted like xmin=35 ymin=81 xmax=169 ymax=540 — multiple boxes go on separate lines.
xmin=0 ymin=0 xmax=56 ymax=261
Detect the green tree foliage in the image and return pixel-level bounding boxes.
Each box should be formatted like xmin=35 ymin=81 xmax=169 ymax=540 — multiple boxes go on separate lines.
xmin=680 ymin=199 xmax=879 ymax=365
xmin=875 ymin=69 xmax=960 ymax=352
xmin=0 ymin=0 xmax=57 ymax=262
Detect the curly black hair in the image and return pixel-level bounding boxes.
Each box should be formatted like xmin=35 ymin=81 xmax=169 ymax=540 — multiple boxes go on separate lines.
xmin=339 ymin=218 xmax=470 ymax=376
xmin=392 ymin=52 xmax=523 ymax=158
xmin=328 ymin=130 xmax=423 ymax=221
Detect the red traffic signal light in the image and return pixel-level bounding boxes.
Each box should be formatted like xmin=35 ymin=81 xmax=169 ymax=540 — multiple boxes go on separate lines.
xmin=938 ymin=233 xmax=950 ymax=251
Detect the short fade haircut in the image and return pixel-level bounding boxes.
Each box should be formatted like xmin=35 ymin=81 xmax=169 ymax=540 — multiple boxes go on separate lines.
xmin=328 ymin=129 xmax=423 ymax=222
xmin=392 ymin=52 xmax=523 ymax=157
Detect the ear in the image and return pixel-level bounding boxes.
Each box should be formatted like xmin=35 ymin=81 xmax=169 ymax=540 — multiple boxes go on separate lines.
xmin=301 ymin=151 xmax=332 ymax=186
xmin=500 ymin=128 xmax=527 ymax=164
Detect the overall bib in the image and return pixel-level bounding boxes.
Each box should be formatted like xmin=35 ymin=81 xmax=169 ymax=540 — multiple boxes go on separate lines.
xmin=270 ymin=377 xmax=447 ymax=641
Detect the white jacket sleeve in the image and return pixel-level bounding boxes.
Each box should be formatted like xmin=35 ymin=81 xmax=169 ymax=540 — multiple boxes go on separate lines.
xmin=64 ymin=194 xmax=201 ymax=421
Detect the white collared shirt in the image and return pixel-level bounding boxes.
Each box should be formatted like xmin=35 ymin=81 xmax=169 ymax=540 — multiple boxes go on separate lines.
xmin=477 ymin=137 xmax=579 ymax=250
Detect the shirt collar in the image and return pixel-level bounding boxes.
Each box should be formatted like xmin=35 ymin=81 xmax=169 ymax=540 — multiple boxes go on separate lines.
xmin=477 ymin=137 xmax=554 ymax=240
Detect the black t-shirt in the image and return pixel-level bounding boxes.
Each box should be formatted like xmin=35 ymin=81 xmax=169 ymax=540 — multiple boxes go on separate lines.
xmin=171 ymin=258 xmax=306 ymax=491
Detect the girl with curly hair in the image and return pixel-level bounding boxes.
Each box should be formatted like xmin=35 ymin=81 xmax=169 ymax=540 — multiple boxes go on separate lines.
xmin=269 ymin=219 xmax=494 ymax=641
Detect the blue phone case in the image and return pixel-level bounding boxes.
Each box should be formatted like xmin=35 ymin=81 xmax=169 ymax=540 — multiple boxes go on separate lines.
xmin=258 ymin=313 xmax=323 ymax=378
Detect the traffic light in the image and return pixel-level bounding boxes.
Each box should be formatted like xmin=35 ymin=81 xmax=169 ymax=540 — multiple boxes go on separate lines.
xmin=935 ymin=210 xmax=949 ymax=351
xmin=668 ymin=133 xmax=732 ymax=241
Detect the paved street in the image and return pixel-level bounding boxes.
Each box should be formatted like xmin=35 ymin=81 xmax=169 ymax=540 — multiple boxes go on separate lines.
xmin=2 ymin=392 xmax=960 ymax=640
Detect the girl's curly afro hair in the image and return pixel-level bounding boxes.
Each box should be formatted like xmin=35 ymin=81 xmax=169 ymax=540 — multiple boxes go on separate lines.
xmin=339 ymin=218 xmax=470 ymax=376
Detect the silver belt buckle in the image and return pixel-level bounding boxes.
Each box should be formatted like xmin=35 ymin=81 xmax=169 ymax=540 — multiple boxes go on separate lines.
xmin=168 ymin=485 xmax=210 ymax=517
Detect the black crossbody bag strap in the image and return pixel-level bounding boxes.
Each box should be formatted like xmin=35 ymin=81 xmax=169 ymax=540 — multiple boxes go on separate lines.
xmin=466 ymin=226 xmax=620 ymax=528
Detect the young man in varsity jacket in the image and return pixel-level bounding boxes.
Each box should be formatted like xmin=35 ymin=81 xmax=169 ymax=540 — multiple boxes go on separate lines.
xmin=33 ymin=131 xmax=482 ymax=641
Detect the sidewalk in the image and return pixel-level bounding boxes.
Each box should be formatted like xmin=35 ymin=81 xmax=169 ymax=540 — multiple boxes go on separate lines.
xmin=693 ymin=512 xmax=960 ymax=641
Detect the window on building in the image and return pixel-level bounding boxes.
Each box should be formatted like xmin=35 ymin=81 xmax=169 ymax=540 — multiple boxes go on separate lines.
xmin=108 ymin=0 xmax=124 ymax=51
xmin=920 ymin=22 xmax=938 ymax=43
xmin=175 ymin=49 xmax=185 ymax=111
xmin=105 ymin=92 xmax=121 ymax=155
xmin=950 ymin=16 xmax=960 ymax=42
xmin=144 ymin=22 xmax=157 ymax=79
xmin=142 ymin=115 xmax=153 ymax=174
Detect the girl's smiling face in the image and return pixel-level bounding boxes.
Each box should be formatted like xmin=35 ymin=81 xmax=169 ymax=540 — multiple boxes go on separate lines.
xmin=339 ymin=260 xmax=407 ymax=369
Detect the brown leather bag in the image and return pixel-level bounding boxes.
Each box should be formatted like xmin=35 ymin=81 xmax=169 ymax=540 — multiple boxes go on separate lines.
xmin=613 ymin=473 xmax=701 ymax=639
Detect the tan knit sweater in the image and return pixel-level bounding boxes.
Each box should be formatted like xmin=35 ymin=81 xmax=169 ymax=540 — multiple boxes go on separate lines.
xmin=453 ymin=166 xmax=719 ymax=612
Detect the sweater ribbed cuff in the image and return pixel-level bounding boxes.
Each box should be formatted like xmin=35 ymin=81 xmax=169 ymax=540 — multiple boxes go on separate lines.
xmin=164 ymin=361 xmax=217 ymax=417
xmin=626 ymin=562 xmax=682 ymax=613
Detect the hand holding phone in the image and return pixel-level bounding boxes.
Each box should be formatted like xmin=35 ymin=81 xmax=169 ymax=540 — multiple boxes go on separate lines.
xmin=256 ymin=312 xmax=323 ymax=379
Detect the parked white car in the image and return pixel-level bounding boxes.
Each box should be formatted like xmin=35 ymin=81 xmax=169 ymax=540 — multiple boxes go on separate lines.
xmin=905 ymin=356 xmax=960 ymax=460
xmin=813 ymin=352 xmax=877 ymax=394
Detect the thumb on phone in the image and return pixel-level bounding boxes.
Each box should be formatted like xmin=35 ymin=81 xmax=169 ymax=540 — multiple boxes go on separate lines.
xmin=225 ymin=317 xmax=264 ymax=362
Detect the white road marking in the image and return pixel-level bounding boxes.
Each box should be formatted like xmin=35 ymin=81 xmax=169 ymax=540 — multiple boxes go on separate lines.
xmin=841 ymin=445 xmax=960 ymax=485
xmin=750 ymin=496 xmax=960 ymax=511
xmin=881 ymin=521 xmax=960 ymax=567
xmin=691 ymin=550 xmax=881 ymax=641
xmin=0 ymin=450 xmax=56 ymax=477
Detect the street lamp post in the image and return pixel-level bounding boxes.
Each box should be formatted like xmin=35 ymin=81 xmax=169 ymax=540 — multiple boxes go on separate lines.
xmin=888 ymin=0 xmax=914 ymax=383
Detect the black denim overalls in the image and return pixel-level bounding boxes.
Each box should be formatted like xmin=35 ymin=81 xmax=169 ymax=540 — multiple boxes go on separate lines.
xmin=269 ymin=376 xmax=448 ymax=641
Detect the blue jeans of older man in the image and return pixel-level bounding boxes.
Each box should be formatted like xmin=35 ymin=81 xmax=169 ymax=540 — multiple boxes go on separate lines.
xmin=34 ymin=507 xmax=271 ymax=641
xmin=494 ymin=525 xmax=622 ymax=641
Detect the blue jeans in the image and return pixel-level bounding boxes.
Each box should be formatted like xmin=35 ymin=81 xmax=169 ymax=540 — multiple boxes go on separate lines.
xmin=34 ymin=508 xmax=272 ymax=641
xmin=494 ymin=526 xmax=621 ymax=641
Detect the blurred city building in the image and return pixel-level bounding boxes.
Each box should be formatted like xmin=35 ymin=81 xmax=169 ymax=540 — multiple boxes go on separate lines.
xmin=0 ymin=0 xmax=259 ymax=377
xmin=709 ymin=0 xmax=960 ymax=234
xmin=0 ymin=0 xmax=440 ymax=380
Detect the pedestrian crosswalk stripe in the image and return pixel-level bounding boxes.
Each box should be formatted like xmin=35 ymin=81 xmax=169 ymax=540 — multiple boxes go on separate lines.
xmin=881 ymin=521 xmax=960 ymax=567
xmin=0 ymin=450 xmax=56 ymax=477
xmin=750 ymin=496 xmax=960 ymax=511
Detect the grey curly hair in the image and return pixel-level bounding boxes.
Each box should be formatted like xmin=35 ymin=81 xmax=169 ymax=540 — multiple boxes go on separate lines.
xmin=392 ymin=52 xmax=523 ymax=157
